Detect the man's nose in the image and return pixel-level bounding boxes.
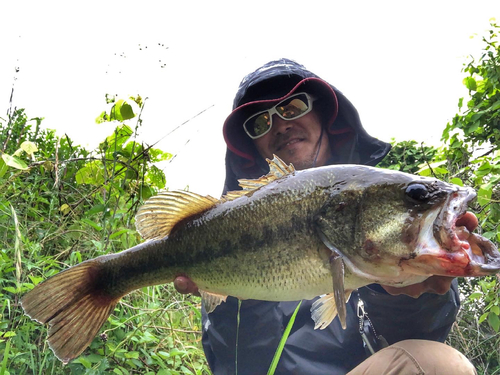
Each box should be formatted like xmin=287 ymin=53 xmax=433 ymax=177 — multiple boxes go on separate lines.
xmin=272 ymin=115 xmax=293 ymax=135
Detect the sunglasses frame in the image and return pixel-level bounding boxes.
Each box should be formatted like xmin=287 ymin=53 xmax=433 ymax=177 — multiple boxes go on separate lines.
xmin=243 ymin=92 xmax=316 ymax=139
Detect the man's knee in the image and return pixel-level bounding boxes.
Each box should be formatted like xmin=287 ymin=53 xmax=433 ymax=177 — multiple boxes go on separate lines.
xmin=349 ymin=339 xmax=476 ymax=375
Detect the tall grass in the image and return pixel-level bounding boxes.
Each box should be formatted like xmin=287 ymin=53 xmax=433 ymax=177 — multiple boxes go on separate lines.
xmin=0 ymin=106 xmax=211 ymax=374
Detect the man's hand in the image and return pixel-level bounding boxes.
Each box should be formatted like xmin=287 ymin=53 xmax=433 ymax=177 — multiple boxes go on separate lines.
xmin=174 ymin=276 xmax=200 ymax=296
xmin=381 ymin=276 xmax=455 ymax=298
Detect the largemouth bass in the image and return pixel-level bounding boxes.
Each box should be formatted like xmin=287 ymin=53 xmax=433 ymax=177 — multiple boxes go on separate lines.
xmin=21 ymin=156 xmax=500 ymax=363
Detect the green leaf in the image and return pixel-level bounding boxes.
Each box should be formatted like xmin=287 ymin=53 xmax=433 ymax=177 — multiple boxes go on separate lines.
xmin=491 ymin=305 xmax=500 ymax=315
xmin=105 ymin=125 xmax=133 ymax=153
xmin=469 ymin=292 xmax=483 ymax=300
xmin=490 ymin=100 xmax=500 ymax=111
xmin=0 ymin=158 xmax=7 ymax=178
xmin=20 ymin=141 xmax=38 ymax=156
xmin=124 ymin=351 xmax=140 ymax=359
xmin=488 ymin=311 xmax=500 ymax=332
xmin=1 ymin=331 xmax=16 ymax=338
xmin=109 ymin=229 xmax=130 ymax=239
xmin=28 ymin=275 xmax=44 ymax=285
xmin=113 ymin=100 xmax=135 ymax=121
xmin=149 ymin=148 xmax=173 ymax=162
xmin=434 ymin=166 xmax=449 ymax=175
xmin=75 ymin=162 xmax=105 ymax=185
xmin=477 ymin=186 xmax=492 ymax=206
xmin=86 ymin=204 xmax=107 ymax=217
xmin=96 ymin=110 xmax=108 ymax=124
xmin=418 ymin=168 xmax=432 ymax=177
xmin=466 ymin=121 xmax=480 ymax=134
xmin=475 ymin=162 xmax=492 ymax=178
xmin=1 ymin=153 xmax=28 ymax=170
xmin=59 ymin=204 xmax=71 ymax=215
xmin=463 ymin=76 xmax=477 ymax=91
xmin=483 ymin=231 xmax=496 ymax=239
xmin=81 ymin=218 xmax=103 ymax=231
xmin=450 ymin=178 xmax=464 ymax=186
xmin=479 ymin=312 xmax=489 ymax=324
xmin=74 ymin=356 xmax=92 ymax=368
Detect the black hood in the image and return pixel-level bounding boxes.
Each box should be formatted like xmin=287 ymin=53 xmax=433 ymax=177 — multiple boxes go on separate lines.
xmin=222 ymin=58 xmax=391 ymax=193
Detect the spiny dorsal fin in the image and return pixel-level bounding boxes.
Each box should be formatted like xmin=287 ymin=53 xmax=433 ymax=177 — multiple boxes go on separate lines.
xmin=223 ymin=155 xmax=295 ymax=201
xmin=135 ymin=190 xmax=219 ymax=240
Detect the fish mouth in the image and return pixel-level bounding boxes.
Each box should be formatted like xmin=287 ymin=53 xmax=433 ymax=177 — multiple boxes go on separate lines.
xmin=437 ymin=187 xmax=500 ymax=275
xmin=409 ymin=187 xmax=500 ymax=277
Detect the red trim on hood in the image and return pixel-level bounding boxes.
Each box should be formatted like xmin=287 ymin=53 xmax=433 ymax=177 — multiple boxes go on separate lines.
xmin=223 ymin=77 xmax=339 ymax=164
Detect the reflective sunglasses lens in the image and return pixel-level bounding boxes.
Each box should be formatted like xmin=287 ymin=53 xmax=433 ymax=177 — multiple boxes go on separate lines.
xmin=245 ymin=112 xmax=271 ymax=138
xmin=276 ymin=94 xmax=310 ymax=119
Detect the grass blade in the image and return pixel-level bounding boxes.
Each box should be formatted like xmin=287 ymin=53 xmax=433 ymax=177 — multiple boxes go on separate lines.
xmin=9 ymin=203 xmax=22 ymax=293
xmin=267 ymin=301 xmax=302 ymax=375
xmin=0 ymin=339 xmax=11 ymax=375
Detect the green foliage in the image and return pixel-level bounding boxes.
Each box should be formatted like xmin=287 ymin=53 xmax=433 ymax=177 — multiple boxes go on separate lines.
xmin=376 ymin=139 xmax=439 ymax=174
xmin=379 ymin=21 xmax=500 ymax=373
xmin=443 ymin=21 xmax=500 ymax=147
xmin=0 ymin=97 xmax=210 ymax=374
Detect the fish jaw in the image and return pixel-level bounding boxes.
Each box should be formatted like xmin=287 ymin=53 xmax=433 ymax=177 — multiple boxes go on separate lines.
xmin=404 ymin=186 xmax=500 ymax=277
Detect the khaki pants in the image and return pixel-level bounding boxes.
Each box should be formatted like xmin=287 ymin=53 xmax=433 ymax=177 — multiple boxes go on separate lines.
xmin=348 ymin=340 xmax=476 ymax=375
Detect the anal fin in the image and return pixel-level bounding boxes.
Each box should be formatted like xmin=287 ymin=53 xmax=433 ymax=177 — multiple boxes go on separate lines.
xmin=199 ymin=290 xmax=228 ymax=313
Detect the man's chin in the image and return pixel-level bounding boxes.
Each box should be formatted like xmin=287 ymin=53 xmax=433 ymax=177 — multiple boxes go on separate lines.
xmin=273 ymin=151 xmax=315 ymax=171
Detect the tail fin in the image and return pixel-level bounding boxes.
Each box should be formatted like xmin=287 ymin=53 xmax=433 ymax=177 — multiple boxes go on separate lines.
xmin=21 ymin=260 xmax=120 ymax=364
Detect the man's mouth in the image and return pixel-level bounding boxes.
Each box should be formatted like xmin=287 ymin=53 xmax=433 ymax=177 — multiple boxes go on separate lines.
xmin=276 ymin=138 xmax=303 ymax=151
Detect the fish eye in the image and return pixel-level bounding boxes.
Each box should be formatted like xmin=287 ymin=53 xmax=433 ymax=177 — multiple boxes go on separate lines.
xmin=405 ymin=183 xmax=430 ymax=203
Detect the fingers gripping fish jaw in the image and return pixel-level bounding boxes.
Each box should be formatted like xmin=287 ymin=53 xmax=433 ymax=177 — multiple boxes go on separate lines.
xmin=403 ymin=187 xmax=500 ymax=277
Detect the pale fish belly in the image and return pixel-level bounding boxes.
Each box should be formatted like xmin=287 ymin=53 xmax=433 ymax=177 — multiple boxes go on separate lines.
xmin=188 ymin=241 xmax=334 ymax=301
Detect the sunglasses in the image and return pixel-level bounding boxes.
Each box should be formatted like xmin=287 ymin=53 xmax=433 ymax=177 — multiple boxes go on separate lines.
xmin=243 ymin=92 xmax=316 ymax=139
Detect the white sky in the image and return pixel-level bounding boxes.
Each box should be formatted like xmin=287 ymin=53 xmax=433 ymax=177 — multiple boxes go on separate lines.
xmin=1 ymin=1 xmax=499 ymax=197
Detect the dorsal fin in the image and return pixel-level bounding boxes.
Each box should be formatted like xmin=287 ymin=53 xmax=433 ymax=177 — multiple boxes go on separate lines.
xmin=223 ymin=155 xmax=295 ymax=201
xmin=135 ymin=190 xmax=219 ymax=240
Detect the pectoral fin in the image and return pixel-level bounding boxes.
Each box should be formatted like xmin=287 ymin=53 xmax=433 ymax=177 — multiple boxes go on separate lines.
xmin=310 ymin=250 xmax=351 ymax=329
xmin=315 ymin=225 xmax=349 ymax=329
xmin=330 ymin=253 xmax=348 ymax=328
xmin=199 ymin=290 xmax=228 ymax=313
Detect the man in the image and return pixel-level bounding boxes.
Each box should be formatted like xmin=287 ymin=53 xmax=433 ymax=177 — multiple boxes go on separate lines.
xmin=175 ymin=59 xmax=476 ymax=374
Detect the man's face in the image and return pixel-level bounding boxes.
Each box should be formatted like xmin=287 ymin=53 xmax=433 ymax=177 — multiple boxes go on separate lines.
xmin=252 ymin=109 xmax=331 ymax=170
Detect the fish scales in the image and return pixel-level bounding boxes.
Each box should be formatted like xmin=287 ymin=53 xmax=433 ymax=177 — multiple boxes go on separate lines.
xmin=20 ymin=156 xmax=500 ymax=364
xmin=147 ymin=169 xmax=336 ymax=301
xmin=91 ymin=167 xmax=337 ymax=302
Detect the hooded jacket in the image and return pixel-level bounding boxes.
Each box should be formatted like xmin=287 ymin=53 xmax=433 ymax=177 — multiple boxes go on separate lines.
xmin=201 ymin=59 xmax=460 ymax=374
